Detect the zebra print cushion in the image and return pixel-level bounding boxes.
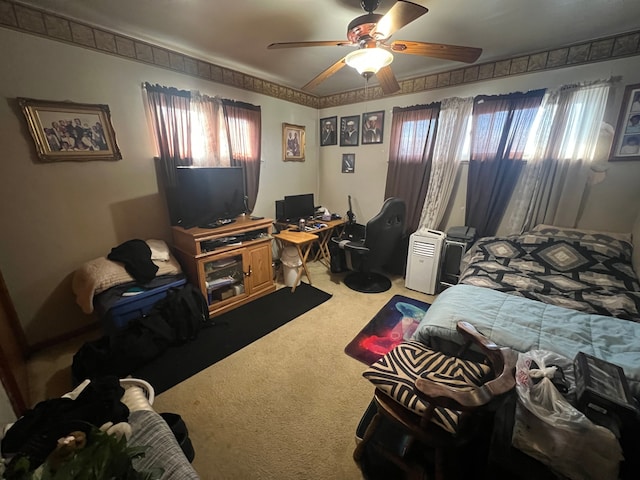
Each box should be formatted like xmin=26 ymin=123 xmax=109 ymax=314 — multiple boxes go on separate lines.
xmin=421 ymin=372 xmax=478 ymax=391
xmin=363 ymin=341 xmax=491 ymax=434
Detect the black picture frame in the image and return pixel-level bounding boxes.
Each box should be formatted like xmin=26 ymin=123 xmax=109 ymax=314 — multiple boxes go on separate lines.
xmin=610 ymin=83 xmax=640 ymax=161
xmin=340 ymin=115 xmax=360 ymax=147
xmin=362 ymin=110 xmax=384 ymax=144
xmin=342 ymin=153 xmax=355 ymax=173
xmin=320 ymin=116 xmax=337 ymax=146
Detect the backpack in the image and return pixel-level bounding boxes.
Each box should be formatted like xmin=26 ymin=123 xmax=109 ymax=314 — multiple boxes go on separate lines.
xmin=72 ymin=313 xmax=177 ymax=382
xmin=72 ymin=284 xmax=209 ymax=383
xmin=154 ymin=284 xmax=210 ymax=342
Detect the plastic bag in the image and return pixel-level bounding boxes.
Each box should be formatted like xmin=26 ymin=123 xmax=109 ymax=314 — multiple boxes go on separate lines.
xmin=512 ymin=350 xmax=623 ymax=480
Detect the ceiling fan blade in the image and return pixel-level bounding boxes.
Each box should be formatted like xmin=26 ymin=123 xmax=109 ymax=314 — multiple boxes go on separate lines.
xmin=389 ymin=40 xmax=482 ymax=63
xmin=302 ymin=57 xmax=348 ymax=92
xmin=268 ymin=40 xmax=354 ymax=49
xmin=375 ymin=1 xmax=429 ymax=39
xmin=376 ymin=65 xmax=401 ymax=95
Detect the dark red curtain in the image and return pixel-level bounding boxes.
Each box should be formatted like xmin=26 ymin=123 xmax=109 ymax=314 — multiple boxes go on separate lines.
xmin=144 ymin=83 xmax=192 ymax=185
xmin=466 ymin=89 xmax=545 ymax=237
xmin=384 ymin=103 xmax=440 ymax=233
xmin=144 ymin=83 xmax=192 ymax=224
xmin=222 ymin=100 xmax=262 ymax=212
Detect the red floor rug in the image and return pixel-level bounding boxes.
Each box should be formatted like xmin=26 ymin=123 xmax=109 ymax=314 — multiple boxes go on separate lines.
xmin=345 ymin=295 xmax=430 ymax=365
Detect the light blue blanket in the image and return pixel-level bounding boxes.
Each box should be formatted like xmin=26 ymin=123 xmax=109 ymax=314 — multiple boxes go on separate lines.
xmin=413 ymin=284 xmax=640 ymax=397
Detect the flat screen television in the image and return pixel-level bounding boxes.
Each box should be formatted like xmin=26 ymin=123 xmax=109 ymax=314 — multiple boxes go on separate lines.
xmin=283 ymin=193 xmax=315 ymax=222
xmin=174 ymin=166 xmax=246 ymax=228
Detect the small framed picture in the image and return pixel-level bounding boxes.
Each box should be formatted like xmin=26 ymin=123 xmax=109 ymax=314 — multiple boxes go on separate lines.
xmin=340 ymin=115 xmax=360 ymax=147
xmin=342 ymin=153 xmax=355 ymax=173
xmin=320 ymin=116 xmax=337 ymax=146
xmin=610 ymin=83 xmax=640 ymax=161
xmin=362 ymin=111 xmax=384 ymax=144
xmin=283 ymin=122 xmax=305 ymax=161
xmin=18 ymin=97 xmax=122 ymax=162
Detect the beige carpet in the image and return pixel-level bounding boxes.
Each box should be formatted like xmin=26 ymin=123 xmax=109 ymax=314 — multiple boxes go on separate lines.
xmin=27 ymin=261 xmax=435 ymax=479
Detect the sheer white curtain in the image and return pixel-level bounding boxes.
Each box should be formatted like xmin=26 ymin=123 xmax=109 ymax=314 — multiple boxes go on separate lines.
xmin=508 ymin=80 xmax=610 ymax=233
xmin=417 ymin=97 xmax=473 ymax=231
xmin=190 ymin=92 xmax=230 ymax=166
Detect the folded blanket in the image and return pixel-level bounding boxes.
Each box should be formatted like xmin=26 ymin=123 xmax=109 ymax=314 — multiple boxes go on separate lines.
xmin=72 ymin=254 xmax=182 ymax=315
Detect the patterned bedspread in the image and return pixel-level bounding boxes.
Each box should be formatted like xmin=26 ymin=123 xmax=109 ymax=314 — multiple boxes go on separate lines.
xmin=458 ymin=225 xmax=640 ymax=321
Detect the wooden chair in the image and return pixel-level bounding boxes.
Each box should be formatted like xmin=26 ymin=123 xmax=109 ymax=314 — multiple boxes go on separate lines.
xmin=354 ymin=321 xmax=518 ymax=480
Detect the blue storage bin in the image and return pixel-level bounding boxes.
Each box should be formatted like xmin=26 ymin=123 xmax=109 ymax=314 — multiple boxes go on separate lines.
xmin=94 ymin=275 xmax=187 ymax=334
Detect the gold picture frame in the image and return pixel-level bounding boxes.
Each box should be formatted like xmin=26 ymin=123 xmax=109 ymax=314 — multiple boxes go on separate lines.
xmin=610 ymin=83 xmax=640 ymax=161
xmin=18 ymin=97 xmax=122 ymax=162
xmin=283 ymin=122 xmax=305 ymax=161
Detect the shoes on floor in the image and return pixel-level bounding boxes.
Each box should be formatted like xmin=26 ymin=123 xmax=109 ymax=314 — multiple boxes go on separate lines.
xmin=160 ymin=412 xmax=195 ymax=462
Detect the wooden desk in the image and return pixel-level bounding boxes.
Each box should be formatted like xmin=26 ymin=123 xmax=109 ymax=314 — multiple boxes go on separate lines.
xmin=272 ymin=230 xmax=318 ymax=292
xmin=310 ymin=218 xmax=346 ymax=266
xmin=276 ymin=218 xmax=346 ymax=267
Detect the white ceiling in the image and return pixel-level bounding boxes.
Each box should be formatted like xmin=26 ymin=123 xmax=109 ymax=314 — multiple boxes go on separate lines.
xmin=18 ymin=0 xmax=640 ymax=96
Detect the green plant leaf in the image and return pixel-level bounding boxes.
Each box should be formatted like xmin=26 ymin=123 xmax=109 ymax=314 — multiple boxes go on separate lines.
xmin=7 ymin=427 xmax=163 ymax=480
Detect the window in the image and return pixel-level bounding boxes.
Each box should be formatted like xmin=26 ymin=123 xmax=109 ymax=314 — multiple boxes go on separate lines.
xmin=397 ymin=117 xmax=438 ymax=163
xmin=225 ymin=115 xmax=256 ymax=161
xmin=191 ymin=106 xmax=228 ymax=164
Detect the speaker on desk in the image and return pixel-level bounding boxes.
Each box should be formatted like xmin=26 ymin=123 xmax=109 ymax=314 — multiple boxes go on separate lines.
xmin=275 ymin=200 xmax=284 ymax=222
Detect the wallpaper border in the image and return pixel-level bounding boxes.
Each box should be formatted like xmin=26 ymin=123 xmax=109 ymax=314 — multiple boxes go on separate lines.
xmin=2 ymin=1 xmax=639 ymax=108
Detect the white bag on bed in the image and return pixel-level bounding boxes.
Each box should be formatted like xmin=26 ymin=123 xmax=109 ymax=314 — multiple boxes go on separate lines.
xmin=512 ymin=350 xmax=623 ymax=480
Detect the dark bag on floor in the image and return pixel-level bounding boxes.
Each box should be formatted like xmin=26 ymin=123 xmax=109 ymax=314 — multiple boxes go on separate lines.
xmin=72 ymin=284 xmax=209 ymax=382
xmin=72 ymin=312 xmax=176 ymax=382
xmin=152 ymin=284 xmax=210 ymax=342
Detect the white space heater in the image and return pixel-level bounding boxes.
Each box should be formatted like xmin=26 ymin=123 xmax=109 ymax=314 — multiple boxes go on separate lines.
xmin=405 ymin=230 xmax=445 ymax=295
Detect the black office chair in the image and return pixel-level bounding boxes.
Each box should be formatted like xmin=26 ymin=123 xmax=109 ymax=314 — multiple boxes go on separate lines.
xmin=332 ymin=197 xmax=405 ymax=293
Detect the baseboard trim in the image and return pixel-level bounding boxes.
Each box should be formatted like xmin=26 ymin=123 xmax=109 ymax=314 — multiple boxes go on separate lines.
xmin=27 ymin=321 xmax=101 ymax=357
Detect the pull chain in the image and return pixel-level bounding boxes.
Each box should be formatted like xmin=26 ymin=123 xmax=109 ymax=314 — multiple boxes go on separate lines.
xmin=364 ymin=75 xmax=369 ymax=115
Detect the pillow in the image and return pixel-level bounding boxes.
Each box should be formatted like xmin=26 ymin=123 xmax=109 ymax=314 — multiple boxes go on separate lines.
xmin=146 ymin=239 xmax=171 ymax=262
xmin=530 ymin=224 xmax=632 ymax=245
xmin=363 ymin=341 xmax=491 ymax=434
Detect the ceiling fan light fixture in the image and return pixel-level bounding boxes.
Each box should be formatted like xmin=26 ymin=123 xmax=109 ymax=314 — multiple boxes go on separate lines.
xmin=345 ymin=47 xmax=393 ymax=76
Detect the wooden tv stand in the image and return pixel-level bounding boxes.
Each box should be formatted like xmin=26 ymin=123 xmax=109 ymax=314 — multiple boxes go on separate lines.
xmin=171 ymin=216 xmax=276 ymax=318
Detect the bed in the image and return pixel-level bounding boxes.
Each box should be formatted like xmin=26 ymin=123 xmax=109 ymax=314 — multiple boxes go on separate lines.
xmin=413 ymin=284 xmax=640 ymax=398
xmin=413 ymin=219 xmax=640 ymax=398
xmin=457 ymin=224 xmax=640 ymax=321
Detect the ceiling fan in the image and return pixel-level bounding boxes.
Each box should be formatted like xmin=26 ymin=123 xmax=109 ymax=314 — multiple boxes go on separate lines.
xmin=267 ymin=0 xmax=482 ymax=95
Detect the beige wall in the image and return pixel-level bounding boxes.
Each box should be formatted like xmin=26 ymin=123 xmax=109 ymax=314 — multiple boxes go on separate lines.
xmin=2 ymin=25 xmax=640 ymax=348
xmin=0 ymin=28 xmax=319 ymax=345
xmin=318 ymin=57 xmax=640 ymax=233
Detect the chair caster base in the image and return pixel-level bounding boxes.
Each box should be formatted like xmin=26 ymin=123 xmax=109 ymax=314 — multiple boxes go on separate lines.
xmin=344 ymin=272 xmax=392 ymax=293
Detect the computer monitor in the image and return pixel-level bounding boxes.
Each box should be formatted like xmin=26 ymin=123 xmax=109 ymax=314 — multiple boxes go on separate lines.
xmin=283 ymin=194 xmax=315 ymax=222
